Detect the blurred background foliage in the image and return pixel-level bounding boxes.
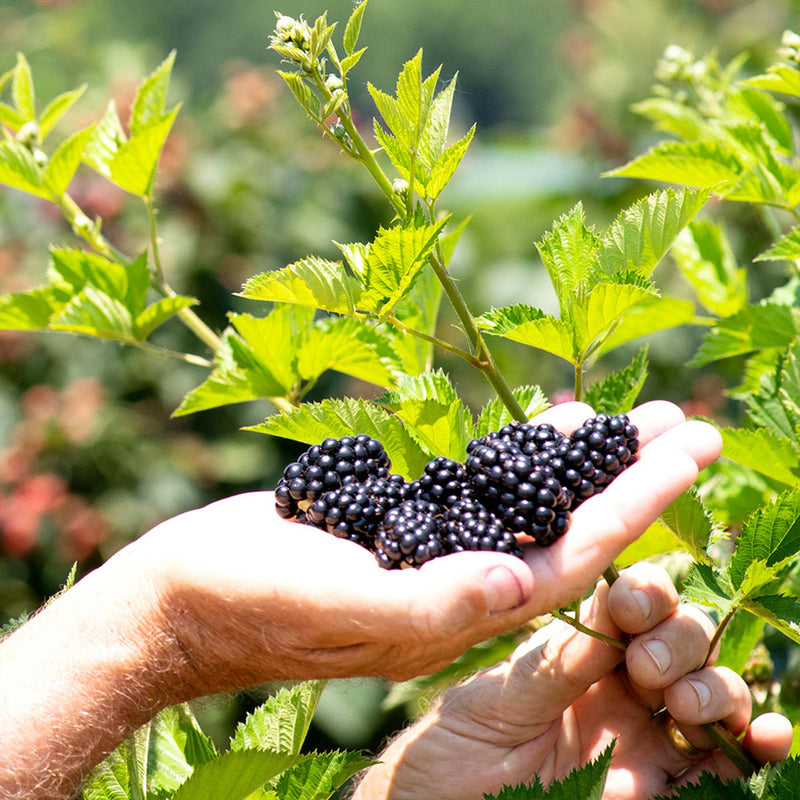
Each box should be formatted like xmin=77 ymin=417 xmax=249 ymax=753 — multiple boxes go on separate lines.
xmin=1 ymin=0 xmax=799 ymax=757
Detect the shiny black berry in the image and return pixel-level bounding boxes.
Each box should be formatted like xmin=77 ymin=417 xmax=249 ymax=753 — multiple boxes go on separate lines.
xmin=444 ymin=497 xmax=523 ymax=557
xmin=407 ymin=456 xmax=471 ymax=508
xmin=374 ymin=499 xmax=446 ymax=569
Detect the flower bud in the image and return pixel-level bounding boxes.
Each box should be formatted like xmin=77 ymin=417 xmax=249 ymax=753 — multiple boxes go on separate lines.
xmin=325 ymin=74 xmax=344 ymax=94
xmin=16 ymin=121 xmax=40 ymax=147
xmin=274 ymin=14 xmax=297 ymax=42
xmin=392 ymin=178 xmax=409 ymax=196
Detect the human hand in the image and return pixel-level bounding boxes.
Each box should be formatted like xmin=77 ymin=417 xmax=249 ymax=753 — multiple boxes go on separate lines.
xmin=352 ymin=562 xmax=793 ymax=800
xmin=131 ymin=399 xmax=723 ymax=703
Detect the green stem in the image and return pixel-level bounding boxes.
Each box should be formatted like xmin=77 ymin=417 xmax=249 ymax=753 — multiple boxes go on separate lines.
xmin=551 ymin=608 xmax=628 ymax=651
xmin=574 ymin=360 xmax=584 ymax=402
xmin=706 ymin=607 xmax=736 ymax=666
xmin=136 ymin=340 xmax=213 ymax=368
xmin=387 ymin=316 xmax=478 ymax=364
xmin=602 ymin=563 xmax=620 ymax=586
xmin=703 ymin=721 xmax=759 ymax=776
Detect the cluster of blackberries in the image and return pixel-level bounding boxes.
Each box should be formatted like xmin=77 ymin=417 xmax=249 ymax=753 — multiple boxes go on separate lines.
xmin=274 ymin=414 xmax=639 ymax=570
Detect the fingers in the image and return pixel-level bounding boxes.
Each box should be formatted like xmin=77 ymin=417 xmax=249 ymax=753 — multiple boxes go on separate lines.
xmin=607 ymin=561 xmax=679 ymax=635
xmin=742 ymin=712 xmax=793 ymax=765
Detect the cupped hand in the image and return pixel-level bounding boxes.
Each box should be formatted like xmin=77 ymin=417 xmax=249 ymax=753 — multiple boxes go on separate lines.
xmin=352 ymin=562 xmax=793 ymax=800
xmin=131 ymin=400 xmax=723 ymax=701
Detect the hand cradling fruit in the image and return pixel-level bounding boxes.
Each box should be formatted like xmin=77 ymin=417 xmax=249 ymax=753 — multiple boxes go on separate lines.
xmin=275 ymin=414 xmax=639 ymax=569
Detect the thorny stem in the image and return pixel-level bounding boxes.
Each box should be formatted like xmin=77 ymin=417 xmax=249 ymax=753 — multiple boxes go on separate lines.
xmin=706 ymin=607 xmax=736 ymax=666
xmin=551 ymin=608 xmax=627 ymax=651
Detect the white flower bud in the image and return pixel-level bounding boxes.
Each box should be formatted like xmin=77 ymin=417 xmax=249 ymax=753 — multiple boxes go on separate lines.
xmin=16 ymin=121 xmax=40 ymax=146
xmin=325 ymin=74 xmax=344 ymax=93
xmin=392 ymin=178 xmax=409 ymax=195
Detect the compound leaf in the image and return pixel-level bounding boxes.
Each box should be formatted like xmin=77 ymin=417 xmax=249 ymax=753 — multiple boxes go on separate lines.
xmin=741 ymin=593 xmax=800 ymax=647
xmin=755 ymin=224 xmax=800 ymax=263
xmin=83 ymin=100 xmax=127 ymax=179
xmin=50 ymin=285 xmax=135 ymax=342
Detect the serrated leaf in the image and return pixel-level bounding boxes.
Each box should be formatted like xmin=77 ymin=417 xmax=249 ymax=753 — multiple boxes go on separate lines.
xmin=231 ymin=682 xmax=324 ymax=755
xmin=536 ymin=203 xmax=600 ymax=309
xmin=721 ymin=427 xmax=799 ymax=485
xmin=425 ymin=124 xmax=474 ymax=200
xmin=340 ymin=47 xmax=367 ymax=76
xmin=362 ymin=219 xmax=448 ymax=319
xmin=736 ymin=85 xmax=793 ymax=154
xmin=131 ymin=50 xmax=176 ymax=136
xmin=418 ymin=74 xmax=457 ymax=168
xmin=742 ymin=593 xmax=800 ymax=646
xmin=380 ymin=370 xmax=473 ymax=460
xmin=689 ymin=303 xmax=800 ymax=366
xmin=278 ymin=72 xmax=321 ymax=120
xmin=616 ymin=519 xmax=683 ymax=567
xmin=135 ymin=295 xmax=199 ymax=340
xmin=171 ymin=749 xmax=306 ymax=800
xmin=604 ymin=140 xmax=742 ymax=187
xmin=729 ymin=488 xmax=800 ymax=588
xmin=50 ymin=247 xmax=130 ymax=302
xmin=477 ymin=305 xmax=577 ymax=364
xmin=45 ymin=124 xmax=94 ymax=197
xmin=109 ymin=106 xmax=180 ymax=196
xmin=658 ymin=488 xmax=716 ymax=564
xmin=583 ymin=346 xmax=648 ymax=413
xmin=743 ymin=64 xmax=800 ymax=98
xmin=83 ymin=101 xmax=127 ymax=178
xmin=343 ymin=0 xmax=368 ymax=56
xmin=475 ymin=386 xmax=550 ymax=438
xmin=245 ymin=397 xmax=429 ymax=479
xmin=81 ymin=741 xmax=131 ymax=800
xmin=0 ymin=138 xmax=50 ymax=199
xmin=51 ymin=285 xmax=136 ymax=341
xmin=715 ymin=609 xmax=765 ymax=675
xmin=0 ymin=287 xmax=61 ymax=330
xmin=597 ymin=187 xmax=711 ymax=278
xmin=744 ymin=342 xmax=800 ymax=442
xmin=296 ymin=317 xmax=399 ymax=387
xmin=755 ymin=224 xmax=800 ymax=263
xmin=12 ymin=53 xmax=35 ymax=122
xmin=671 ymin=220 xmax=747 ymax=317
xmin=39 ymin=83 xmax=87 ymax=140
xmin=654 ymin=771 xmax=754 ymax=800
xmin=275 ymin=750 xmax=374 ymax=800
xmin=681 ymin=562 xmax=737 ymax=615
xmin=240 ymin=258 xmax=363 ymax=316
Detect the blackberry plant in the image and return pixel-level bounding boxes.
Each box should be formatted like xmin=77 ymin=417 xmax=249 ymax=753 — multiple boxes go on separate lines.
xmin=3 ymin=4 xmax=800 ymax=798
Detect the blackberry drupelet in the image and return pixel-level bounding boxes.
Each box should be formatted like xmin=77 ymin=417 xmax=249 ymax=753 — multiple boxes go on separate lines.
xmin=407 ymin=456 xmax=471 ymax=508
xmin=374 ymin=499 xmax=447 ymax=569
xmin=274 ymin=434 xmax=390 ymax=520
xmin=444 ymin=497 xmax=523 ymax=557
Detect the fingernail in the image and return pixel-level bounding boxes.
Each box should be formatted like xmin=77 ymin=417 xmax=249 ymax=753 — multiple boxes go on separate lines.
xmin=484 ymin=566 xmax=524 ymax=612
xmin=631 ymin=588 xmax=652 ymax=622
xmin=641 ymin=638 xmax=672 ymax=675
xmin=687 ymin=677 xmax=711 ymax=710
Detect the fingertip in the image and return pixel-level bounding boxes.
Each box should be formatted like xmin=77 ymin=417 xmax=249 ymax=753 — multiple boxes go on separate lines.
xmin=744 ymin=712 xmax=794 ymax=765
xmin=607 ymin=562 xmax=679 ymax=634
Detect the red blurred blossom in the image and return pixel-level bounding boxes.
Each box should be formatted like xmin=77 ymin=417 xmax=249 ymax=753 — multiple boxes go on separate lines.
xmin=58 ymin=500 xmax=110 ymax=561
xmin=0 ymin=331 xmax=34 ymax=364
xmin=61 ymin=377 xmax=106 ymax=444
xmin=221 ymin=63 xmax=278 ymax=128
xmin=0 ymin=445 xmax=36 ymax=485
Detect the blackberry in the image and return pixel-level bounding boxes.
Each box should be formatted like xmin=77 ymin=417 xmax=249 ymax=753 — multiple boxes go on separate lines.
xmin=464 ymin=438 xmax=571 ymax=545
xmin=374 ymin=499 xmax=447 ymax=569
xmin=274 ymin=434 xmax=390 ymax=519
xmin=305 ymin=473 xmax=410 ymax=547
xmin=468 ymin=420 xmax=565 ymax=458
xmin=407 ymin=456 xmax=471 ymax=508
xmin=443 ymin=497 xmax=523 ymax=557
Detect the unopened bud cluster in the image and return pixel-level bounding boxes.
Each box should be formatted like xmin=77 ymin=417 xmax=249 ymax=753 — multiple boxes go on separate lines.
xmin=655 ymin=45 xmax=706 ymax=84
xmin=778 ymin=30 xmax=800 ymax=65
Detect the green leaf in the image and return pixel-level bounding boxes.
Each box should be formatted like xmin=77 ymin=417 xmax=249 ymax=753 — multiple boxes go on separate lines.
xmin=617 ymin=520 xmax=683 ymax=567
xmin=50 ymin=247 xmax=130 ymax=302
xmin=597 ymin=187 xmax=711 ymax=278
xmin=51 ymin=285 xmax=136 ymax=342
xmin=380 ymin=370 xmax=473 ymax=460
xmin=81 ymin=741 xmax=131 ymax=800
xmin=131 ymin=50 xmax=176 ymax=136
xmin=744 ymin=342 xmax=800 ymax=442
xmin=134 ymin=295 xmax=199 ymax=340
xmin=0 ymin=287 xmax=62 ymax=330
xmin=654 ymin=771 xmax=755 ymax=800
xmin=39 ymin=83 xmax=87 ymax=139
xmin=729 ymin=488 xmax=800 ymax=588
xmin=343 ymin=0 xmax=368 ymax=56
xmin=362 ymin=219 xmax=448 ymax=319
xmin=715 ymin=610 xmax=765 ymax=675
xmin=681 ymin=562 xmax=737 ymax=616
xmin=659 ymin=488 xmax=717 ymax=564
xmin=741 ymin=593 xmax=800 ymax=647
xmin=170 ymin=749 xmax=306 ymax=800
xmin=246 ymin=397 xmax=429 ymax=480
xmin=390 ymin=263 xmax=442 ymax=375
xmin=743 ymin=64 xmax=800 ymax=98
xmin=755 ymin=224 xmax=800 ymax=263
xmin=604 ymin=140 xmax=741 ymax=187
xmin=274 ymin=750 xmax=375 ymax=800
xmin=425 ymin=124 xmax=474 ymax=200
xmin=475 ymin=386 xmax=550 ymax=438
xmin=297 ymin=317 xmax=399 ymax=387
xmin=671 ymin=220 xmax=748 ymax=317
xmin=83 ymin=101 xmax=127 ymax=178
xmin=689 ymin=303 xmax=800 ymax=366
xmin=418 ymin=74 xmax=458 ymax=168
xmin=0 ymin=101 xmax=28 ymax=131
xmin=45 ymin=124 xmax=94 ymax=197
xmin=231 ymin=682 xmax=324 ymax=755
xmin=536 ymin=203 xmax=601 ymax=309
xmin=477 ymin=305 xmax=577 ymax=364
xmin=583 ymin=346 xmax=648 ymax=414
xmin=240 ymin=258 xmax=363 ymax=316
xmin=12 ymin=52 xmax=35 ymax=122
xmin=108 ymin=106 xmax=180 ymax=196
xmin=0 ymin=138 xmax=50 ymax=199
xmin=721 ymin=427 xmax=799 ymax=486
xmin=277 ymin=72 xmax=321 ymax=120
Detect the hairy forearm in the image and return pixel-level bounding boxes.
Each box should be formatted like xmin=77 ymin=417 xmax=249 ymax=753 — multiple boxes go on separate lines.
xmin=0 ymin=541 xmax=187 ymax=799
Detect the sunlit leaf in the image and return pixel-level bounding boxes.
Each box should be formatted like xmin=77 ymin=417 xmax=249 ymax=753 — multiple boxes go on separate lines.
xmin=721 ymin=427 xmax=799 ymax=486
xmin=343 ymin=0 xmax=369 ymax=56
xmin=44 ymin=125 xmax=94 ymax=197
xmin=275 ymin=750 xmax=374 ymax=800
xmin=39 ymin=83 xmax=87 ymax=140
xmin=0 ymin=138 xmax=49 ymax=199
xmin=475 ymin=386 xmax=550 ymax=438
xmin=12 ymin=52 xmax=35 ymax=122
xmin=583 ymin=346 xmax=648 ymax=414
xmin=659 ymin=488 xmax=717 ymax=564
xmin=681 ymin=562 xmax=737 ymax=616
xmin=131 ymin=50 xmax=176 ymax=135
xmin=135 ymin=296 xmax=199 ymax=340
xmin=477 ymin=305 xmax=576 ymax=364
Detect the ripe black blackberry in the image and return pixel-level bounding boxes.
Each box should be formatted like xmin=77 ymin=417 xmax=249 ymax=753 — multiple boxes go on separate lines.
xmin=274 ymin=434 xmax=390 ymax=520
xmin=443 ymin=497 xmax=523 ymax=557
xmin=464 ymin=438 xmax=572 ymax=546
xmin=407 ymin=456 xmax=471 ymax=508
xmin=305 ymin=473 xmax=409 ymax=547
xmin=374 ymin=499 xmax=447 ymax=569
xmin=466 ymin=420 xmax=564 ymax=459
